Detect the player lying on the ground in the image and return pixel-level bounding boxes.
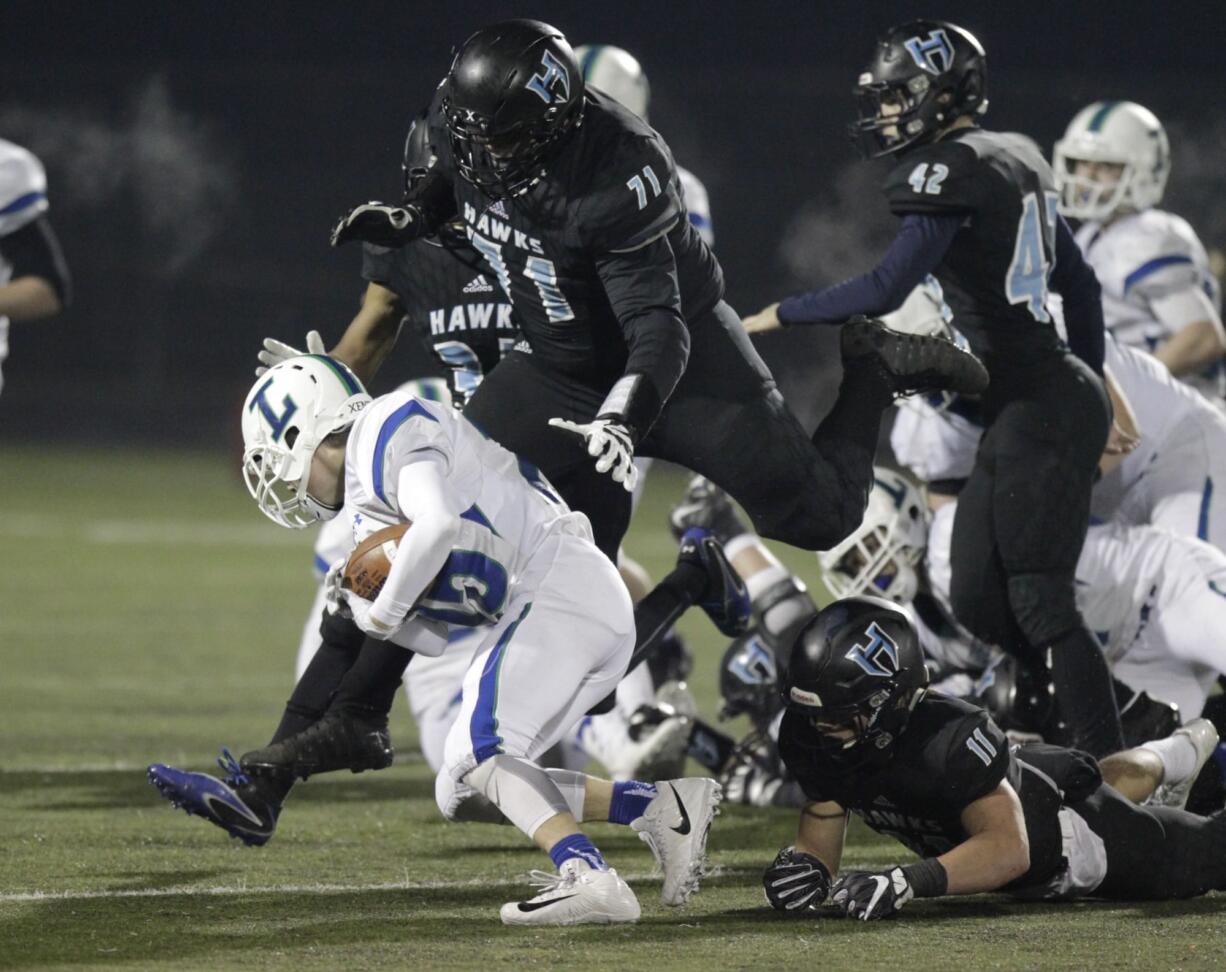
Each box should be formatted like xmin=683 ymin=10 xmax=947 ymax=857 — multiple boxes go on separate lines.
xmin=1054 ymin=100 xmax=1225 ymax=404
xmin=669 ymin=464 xmax=1226 ymax=807
xmin=149 ymin=355 xmax=740 ymax=925
xmin=763 ymin=596 xmax=1226 ymax=919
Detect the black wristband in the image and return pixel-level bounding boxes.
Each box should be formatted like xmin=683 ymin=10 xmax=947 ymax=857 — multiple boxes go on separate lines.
xmin=901 ymin=858 xmax=948 ymax=898
xmin=595 ymin=372 xmax=662 ymax=443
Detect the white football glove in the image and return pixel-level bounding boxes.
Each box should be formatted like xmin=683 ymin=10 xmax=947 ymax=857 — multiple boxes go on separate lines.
xmin=339 ymin=588 xmax=400 ymax=640
xmin=548 ymin=417 xmax=638 ymax=493
xmin=255 ymin=330 xmax=326 ymax=377
xmin=322 ymin=557 xmax=347 ymax=615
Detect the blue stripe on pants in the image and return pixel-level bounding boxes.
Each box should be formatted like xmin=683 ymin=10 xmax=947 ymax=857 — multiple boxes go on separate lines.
xmin=1199 ymin=477 xmax=1214 ymax=541
xmin=469 ymin=603 xmax=532 ymax=763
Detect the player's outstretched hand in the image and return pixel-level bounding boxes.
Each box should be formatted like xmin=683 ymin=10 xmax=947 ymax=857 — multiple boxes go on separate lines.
xmin=331 ymin=202 xmax=418 ymax=248
xmin=830 ymin=867 xmax=914 ymax=920
xmin=548 ymin=417 xmax=638 ymax=493
xmin=763 ymin=847 xmax=831 ymax=913
xmin=742 ymin=302 xmax=782 ymax=334
xmin=255 ymin=330 xmax=326 ymax=377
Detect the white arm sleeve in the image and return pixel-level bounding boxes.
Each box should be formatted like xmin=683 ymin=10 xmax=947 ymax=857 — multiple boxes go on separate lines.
xmin=1149 ymin=286 xmax=1223 ymax=336
xmin=368 ymin=456 xmax=462 ymax=629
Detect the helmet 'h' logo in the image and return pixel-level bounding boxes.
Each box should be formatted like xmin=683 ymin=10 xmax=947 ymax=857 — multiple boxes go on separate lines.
xmin=903 ymin=29 xmax=954 ymax=75
xmin=845 ymin=621 xmax=900 ymax=678
xmin=526 ymin=49 xmax=571 ymax=104
xmin=248 ymin=378 xmax=298 ymax=443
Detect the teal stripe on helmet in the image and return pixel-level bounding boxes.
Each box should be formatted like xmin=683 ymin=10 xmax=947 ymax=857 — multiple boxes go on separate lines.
xmin=1087 ymin=100 xmax=1121 ymax=132
xmin=306 ymin=354 xmax=362 ymax=396
xmin=579 ymin=44 xmax=604 ymax=80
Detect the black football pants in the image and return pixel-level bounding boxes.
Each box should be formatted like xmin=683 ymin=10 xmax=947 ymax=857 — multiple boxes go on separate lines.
xmin=463 ymin=300 xmax=891 ymax=561
xmin=1075 ymin=783 xmax=1226 ymax=899
xmin=946 ymin=353 xmax=1123 ymax=757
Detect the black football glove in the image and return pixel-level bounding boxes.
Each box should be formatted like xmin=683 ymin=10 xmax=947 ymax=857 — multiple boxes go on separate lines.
xmin=830 ymin=866 xmax=914 ymax=921
xmin=763 ymin=847 xmax=832 ymax=913
xmin=330 ymin=202 xmax=421 ymax=248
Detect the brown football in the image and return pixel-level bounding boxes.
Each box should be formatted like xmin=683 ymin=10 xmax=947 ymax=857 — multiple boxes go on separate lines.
xmin=341 ymin=522 xmax=411 ymax=600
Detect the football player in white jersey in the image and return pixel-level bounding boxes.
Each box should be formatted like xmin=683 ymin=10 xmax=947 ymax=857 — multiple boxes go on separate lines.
xmin=1054 ymin=101 xmax=1225 ymax=403
xmin=151 ymin=355 xmax=722 ymax=926
xmin=0 ymin=139 xmax=71 ymax=396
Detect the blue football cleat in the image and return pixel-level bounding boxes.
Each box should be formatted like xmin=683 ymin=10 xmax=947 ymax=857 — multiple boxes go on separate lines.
xmin=147 ymin=749 xmax=280 ymax=847
xmin=678 ymin=527 xmax=751 ymax=637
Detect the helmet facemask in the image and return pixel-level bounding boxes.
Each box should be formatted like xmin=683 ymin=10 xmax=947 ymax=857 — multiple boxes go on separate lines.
xmin=819 ymin=470 xmax=929 ymax=605
xmin=444 ymin=100 xmax=581 ymax=198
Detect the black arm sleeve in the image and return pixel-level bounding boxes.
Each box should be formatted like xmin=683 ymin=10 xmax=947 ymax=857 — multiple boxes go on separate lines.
xmin=402 ymin=169 xmax=458 ymax=235
xmin=594 ymin=235 xmax=690 ymax=439
xmin=777 ymin=213 xmax=961 ymax=325
xmin=1050 ymin=214 xmax=1104 ymax=375
xmin=0 ymin=216 xmax=71 ymax=307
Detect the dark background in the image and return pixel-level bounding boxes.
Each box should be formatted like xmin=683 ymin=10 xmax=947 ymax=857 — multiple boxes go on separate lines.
xmin=1 ymin=0 xmax=1222 ymax=446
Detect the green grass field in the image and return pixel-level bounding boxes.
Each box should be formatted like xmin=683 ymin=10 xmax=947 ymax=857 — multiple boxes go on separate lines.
xmin=2 ymin=445 xmax=1224 ymax=971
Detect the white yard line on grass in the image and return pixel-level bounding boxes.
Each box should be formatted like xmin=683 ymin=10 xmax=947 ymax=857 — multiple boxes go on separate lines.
xmin=0 ymin=871 xmax=676 ymax=903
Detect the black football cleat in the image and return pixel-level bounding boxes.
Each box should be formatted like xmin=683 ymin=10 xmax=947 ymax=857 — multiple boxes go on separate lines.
xmin=841 ymin=314 xmax=989 ymax=397
xmin=239 ymin=713 xmax=394 ymax=782
xmin=147 ymin=749 xmax=280 ymax=846
xmin=677 ymin=528 xmax=751 ymax=637
xmin=668 ymin=476 xmax=750 ymax=544
xmin=1119 ymin=689 xmax=1181 ymax=748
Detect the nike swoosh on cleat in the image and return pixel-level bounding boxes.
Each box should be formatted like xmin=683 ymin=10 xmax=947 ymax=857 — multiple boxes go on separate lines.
xmin=667 ymin=783 xmax=692 ymax=836
xmin=517 ymin=894 xmax=578 ymax=912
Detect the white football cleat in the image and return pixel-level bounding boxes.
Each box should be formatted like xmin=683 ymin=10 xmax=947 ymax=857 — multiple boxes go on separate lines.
xmin=610 ymin=708 xmax=692 ymax=782
xmin=500 ymin=859 xmax=641 ymax=926
xmin=1151 ymin=718 xmax=1220 ymax=810
xmin=631 ymin=777 xmax=721 ymax=906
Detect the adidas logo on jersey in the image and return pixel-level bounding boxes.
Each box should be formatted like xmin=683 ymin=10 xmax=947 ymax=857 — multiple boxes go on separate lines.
xmin=463 ymin=275 xmax=494 ymax=294
xmin=487 ymin=199 xmax=509 ymax=219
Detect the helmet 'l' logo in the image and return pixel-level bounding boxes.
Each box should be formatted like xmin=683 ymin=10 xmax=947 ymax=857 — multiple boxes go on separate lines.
xmin=248 ymin=378 xmax=298 ymax=443
xmin=845 ymin=621 xmax=900 ymax=677
xmin=903 ymin=29 xmax=953 ymax=75
xmin=526 ymin=49 xmax=571 ymax=104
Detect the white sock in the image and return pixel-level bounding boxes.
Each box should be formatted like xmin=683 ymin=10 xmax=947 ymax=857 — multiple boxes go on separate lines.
xmin=1140 ymin=734 xmax=1199 ymax=785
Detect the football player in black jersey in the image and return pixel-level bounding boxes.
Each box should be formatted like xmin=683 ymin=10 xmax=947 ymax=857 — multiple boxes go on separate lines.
xmin=260 ymin=113 xmax=515 ymax=405
xmin=745 ymin=20 xmax=1129 ymax=758
xmin=766 ymin=597 xmax=1226 ymax=918
xmin=330 ymin=19 xmax=988 ymax=564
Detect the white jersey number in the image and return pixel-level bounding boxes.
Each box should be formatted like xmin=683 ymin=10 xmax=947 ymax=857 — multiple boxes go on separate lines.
xmin=1006 ymin=190 xmax=1060 ymax=323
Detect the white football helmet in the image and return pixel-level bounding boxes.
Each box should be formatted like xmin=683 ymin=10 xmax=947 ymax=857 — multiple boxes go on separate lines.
xmin=241 ymin=354 xmax=370 ymax=528
xmin=1053 ymin=100 xmax=1170 ymax=221
xmin=818 ymin=467 xmax=930 ymax=605
xmin=574 ymin=44 xmax=650 ymax=120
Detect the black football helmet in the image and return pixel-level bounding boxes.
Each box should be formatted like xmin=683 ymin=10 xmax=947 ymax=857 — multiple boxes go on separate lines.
xmin=849 ymin=19 xmax=988 ymax=158
xmin=783 ymin=596 xmax=928 ymax=767
xmin=719 ymin=630 xmax=782 ymax=725
xmin=441 ymin=19 xmax=584 ymax=197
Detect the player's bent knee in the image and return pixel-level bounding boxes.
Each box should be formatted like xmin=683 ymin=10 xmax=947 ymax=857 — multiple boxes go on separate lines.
xmin=434 ymin=767 xmax=504 ymax=824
